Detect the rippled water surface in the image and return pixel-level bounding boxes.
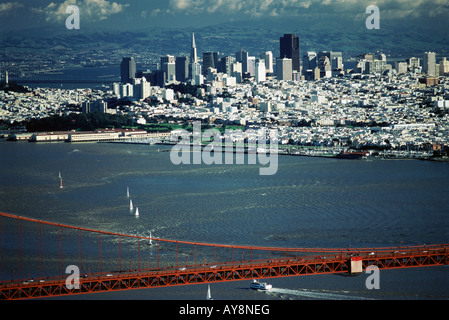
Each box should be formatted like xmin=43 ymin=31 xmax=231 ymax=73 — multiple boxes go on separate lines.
xmin=0 ymin=140 xmax=448 ymax=300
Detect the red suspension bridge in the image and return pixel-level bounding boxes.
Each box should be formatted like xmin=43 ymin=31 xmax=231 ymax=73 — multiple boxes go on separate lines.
xmin=0 ymin=211 xmax=447 ymax=300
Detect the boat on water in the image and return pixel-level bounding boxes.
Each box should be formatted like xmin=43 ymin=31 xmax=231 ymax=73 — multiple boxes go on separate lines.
xmin=206 ymin=285 xmax=213 ymax=300
xmin=250 ymin=279 xmax=272 ymax=291
xmin=59 ymin=172 xmax=63 ymax=189
xmin=130 ymin=199 xmax=133 ymax=211
xmin=135 ymin=207 xmax=139 ymax=217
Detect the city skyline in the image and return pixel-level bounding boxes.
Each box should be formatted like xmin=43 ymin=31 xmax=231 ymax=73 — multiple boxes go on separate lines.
xmin=1 ymin=0 xmax=449 ymax=304
xmin=0 ymin=1 xmax=448 ymax=75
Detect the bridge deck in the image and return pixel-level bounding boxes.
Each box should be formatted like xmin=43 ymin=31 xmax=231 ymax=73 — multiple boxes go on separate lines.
xmin=1 ymin=246 xmax=447 ymax=300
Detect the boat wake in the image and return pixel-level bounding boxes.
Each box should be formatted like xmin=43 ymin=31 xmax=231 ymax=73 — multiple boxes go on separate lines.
xmin=267 ymin=287 xmax=375 ymax=300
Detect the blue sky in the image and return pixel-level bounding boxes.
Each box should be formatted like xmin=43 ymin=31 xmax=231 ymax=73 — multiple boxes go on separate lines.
xmin=0 ymin=0 xmax=448 ymax=33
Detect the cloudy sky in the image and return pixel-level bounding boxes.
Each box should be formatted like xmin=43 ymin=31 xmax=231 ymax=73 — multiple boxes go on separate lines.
xmin=0 ymin=0 xmax=448 ymax=34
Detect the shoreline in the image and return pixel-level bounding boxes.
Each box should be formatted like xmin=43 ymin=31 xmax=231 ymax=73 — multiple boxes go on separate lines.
xmin=2 ymin=138 xmax=448 ymax=163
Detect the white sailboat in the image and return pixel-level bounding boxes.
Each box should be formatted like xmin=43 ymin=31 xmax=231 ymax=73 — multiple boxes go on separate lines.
xmin=206 ymin=285 xmax=213 ymax=300
xmin=149 ymin=232 xmax=153 ymax=245
xmin=59 ymin=172 xmax=63 ymax=189
xmin=130 ymin=199 xmax=133 ymax=211
xmin=135 ymin=207 xmax=139 ymax=217
xmin=126 ymin=186 xmax=130 ymax=198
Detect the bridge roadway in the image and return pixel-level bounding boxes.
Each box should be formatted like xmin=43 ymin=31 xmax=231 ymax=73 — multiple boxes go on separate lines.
xmin=1 ymin=244 xmax=447 ymax=300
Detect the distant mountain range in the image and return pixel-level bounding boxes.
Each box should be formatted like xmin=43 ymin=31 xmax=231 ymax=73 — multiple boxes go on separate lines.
xmin=1 ymin=15 xmax=448 ymax=62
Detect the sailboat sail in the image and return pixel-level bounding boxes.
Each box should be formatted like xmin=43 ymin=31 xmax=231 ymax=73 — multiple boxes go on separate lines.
xmin=59 ymin=172 xmax=63 ymax=189
xmin=207 ymin=285 xmax=213 ymax=300
xmin=149 ymin=232 xmax=153 ymax=245
xmin=127 ymin=187 xmax=129 ymax=197
xmin=130 ymin=199 xmax=133 ymax=211
xmin=135 ymin=207 xmax=139 ymax=216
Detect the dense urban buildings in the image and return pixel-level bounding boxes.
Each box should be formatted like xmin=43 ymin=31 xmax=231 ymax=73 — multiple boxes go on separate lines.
xmin=2 ymin=32 xmax=449 ymax=159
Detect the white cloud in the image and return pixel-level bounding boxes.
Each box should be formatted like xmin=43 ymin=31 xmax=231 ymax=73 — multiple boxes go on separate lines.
xmin=165 ymin=0 xmax=449 ymax=19
xmin=34 ymin=0 xmax=129 ymax=22
xmin=0 ymin=2 xmax=24 ymax=15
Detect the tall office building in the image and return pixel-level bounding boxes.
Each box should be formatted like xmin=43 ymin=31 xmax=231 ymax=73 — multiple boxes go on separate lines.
xmin=191 ymin=33 xmax=198 ymax=63
xmin=160 ymin=55 xmax=175 ymax=67
xmin=235 ymin=49 xmax=245 ymax=63
xmin=365 ymin=60 xmax=387 ymax=74
xmin=161 ymin=55 xmax=176 ymax=83
xmin=255 ymin=59 xmax=266 ymax=83
xmin=191 ymin=62 xmax=203 ymax=85
xmin=190 ymin=33 xmax=198 ymax=64
xmin=176 ymin=56 xmax=189 ymax=82
xmin=395 ymin=61 xmax=408 ymax=74
xmin=218 ymin=56 xmax=235 ymax=76
xmin=423 ymin=52 xmax=436 ymax=76
xmin=203 ymin=52 xmax=218 ymax=75
xmin=120 ymin=57 xmax=136 ymax=84
xmin=189 ymin=32 xmax=201 ymax=83
xmin=302 ymin=51 xmax=317 ymax=74
xmin=276 ymin=58 xmax=292 ymax=81
xmin=247 ymin=56 xmax=256 ymax=77
xmin=318 ymin=51 xmax=343 ymax=71
xmin=121 ymin=83 xmax=134 ymax=98
xmin=236 ymin=49 xmax=249 ymax=74
xmin=261 ymin=51 xmax=273 ymax=74
xmin=440 ymin=57 xmax=449 ymax=76
xmin=242 ymin=51 xmax=249 ymax=75
xmin=280 ymin=34 xmax=300 ymax=73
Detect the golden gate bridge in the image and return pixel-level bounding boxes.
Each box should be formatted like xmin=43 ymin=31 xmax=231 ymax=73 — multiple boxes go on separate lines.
xmin=0 ymin=211 xmax=447 ymax=300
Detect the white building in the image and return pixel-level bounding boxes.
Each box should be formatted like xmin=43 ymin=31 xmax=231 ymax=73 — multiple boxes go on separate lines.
xmin=255 ymin=59 xmax=266 ymax=83
xmin=191 ymin=62 xmax=203 ymax=85
xmin=247 ymin=56 xmax=256 ymax=77
xmin=276 ymin=58 xmax=292 ymax=81
xmin=121 ymin=83 xmax=133 ymax=98
xmin=423 ymin=52 xmax=436 ymax=76
xmin=262 ymin=51 xmax=274 ymax=74
xmin=163 ymin=88 xmax=174 ymax=102
xmin=439 ymin=57 xmax=449 ymax=75
xmin=133 ymin=78 xmax=152 ymax=100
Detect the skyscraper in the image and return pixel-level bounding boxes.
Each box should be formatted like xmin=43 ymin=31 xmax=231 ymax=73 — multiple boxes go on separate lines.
xmin=247 ymin=56 xmax=256 ymax=77
xmin=423 ymin=52 xmax=436 ymax=76
xmin=276 ymin=58 xmax=292 ymax=81
xmin=161 ymin=55 xmax=176 ymax=83
xmin=190 ymin=33 xmax=198 ymax=64
xmin=218 ymin=56 xmax=235 ymax=76
xmin=261 ymin=51 xmax=274 ymax=74
xmin=255 ymin=59 xmax=266 ymax=83
xmin=280 ymin=34 xmax=300 ymax=73
xmin=203 ymin=52 xmax=216 ymax=75
xmin=440 ymin=57 xmax=449 ymax=76
xmin=176 ymin=56 xmax=189 ymax=82
xmin=121 ymin=57 xmax=136 ymax=84
xmin=160 ymin=55 xmax=175 ymax=68
xmin=236 ymin=49 xmax=249 ymax=74
xmin=189 ymin=32 xmax=202 ymax=83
